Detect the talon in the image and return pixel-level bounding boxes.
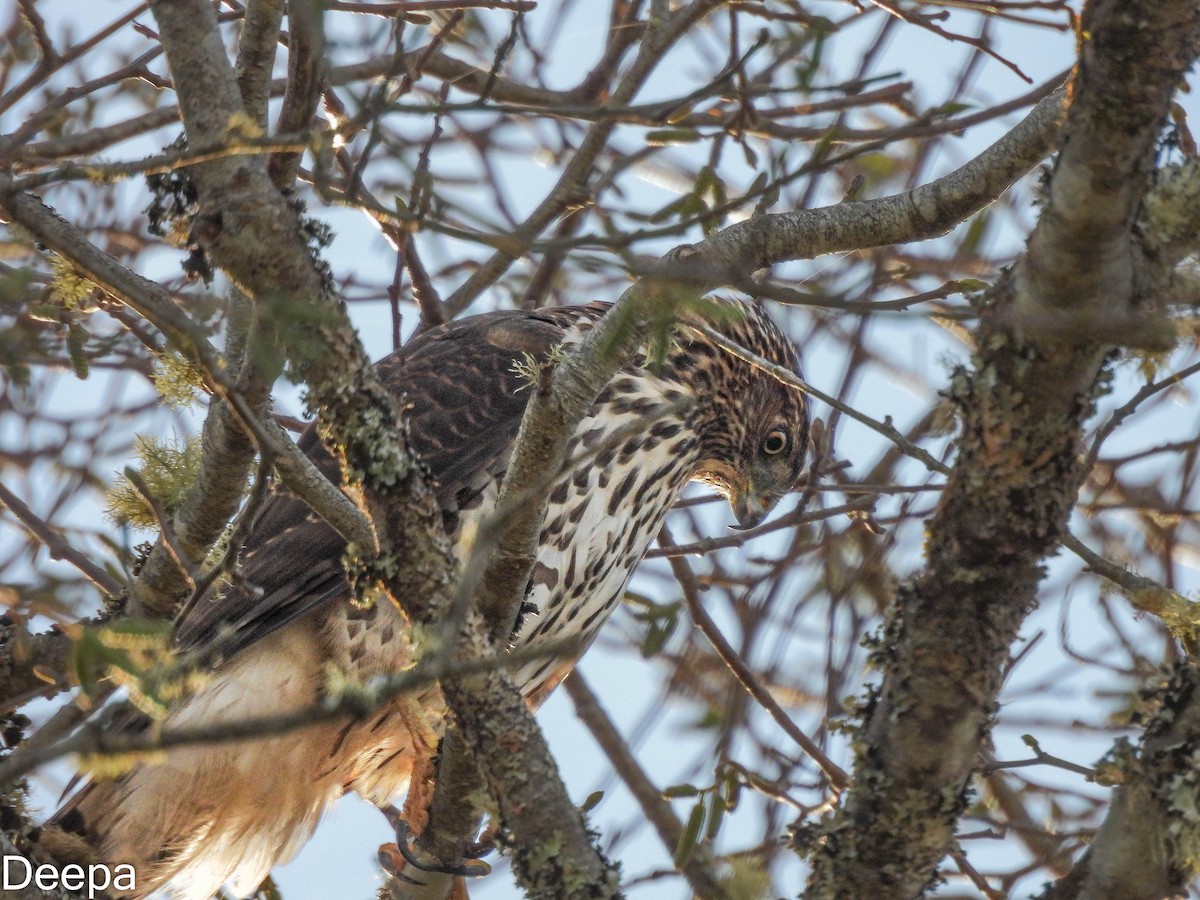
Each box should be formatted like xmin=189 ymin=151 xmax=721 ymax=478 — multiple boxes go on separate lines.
xmin=378 ymin=843 xmax=425 ymax=886
xmin=463 ymin=838 xmax=494 ymax=860
xmin=388 ymin=816 xmax=493 ymax=878
xmin=464 ymin=822 xmax=497 ymax=859
xmin=380 ymin=804 xmax=404 ymax=832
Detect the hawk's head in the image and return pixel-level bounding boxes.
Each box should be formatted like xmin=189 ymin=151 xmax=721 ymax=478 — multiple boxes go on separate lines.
xmin=674 ymin=299 xmax=810 ymax=530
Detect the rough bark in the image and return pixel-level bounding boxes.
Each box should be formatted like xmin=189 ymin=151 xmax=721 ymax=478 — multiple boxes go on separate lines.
xmin=0 ymin=174 xmax=377 ymax=567
xmin=233 ymin=0 xmax=284 ymax=129
xmin=1039 ymin=660 xmax=1200 ymax=900
xmin=268 ymin=0 xmax=324 ymax=188
xmin=140 ymin=0 xmax=623 ymax=894
xmin=0 ymin=619 xmax=76 ymax=710
xmin=801 ymin=3 xmax=1200 ymax=896
xmin=650 ymin=83 xmax=1066 ymax=293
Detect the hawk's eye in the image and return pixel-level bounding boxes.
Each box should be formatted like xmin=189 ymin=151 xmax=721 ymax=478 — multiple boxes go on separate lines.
xmin=761 ymin=430 xmax=789 ymax=456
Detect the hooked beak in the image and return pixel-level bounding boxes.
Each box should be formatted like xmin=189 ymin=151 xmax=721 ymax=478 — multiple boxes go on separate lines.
xmin=729 ymin=480 xmax=778 ymax=531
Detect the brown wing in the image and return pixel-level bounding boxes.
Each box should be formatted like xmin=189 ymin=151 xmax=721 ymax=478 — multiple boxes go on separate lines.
xmin=174 ymin=303 xmax=609 ymax=658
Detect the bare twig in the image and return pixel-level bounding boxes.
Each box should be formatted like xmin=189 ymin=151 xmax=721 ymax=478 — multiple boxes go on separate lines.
xmin=0 ymin=483 xmax=122 ymax=599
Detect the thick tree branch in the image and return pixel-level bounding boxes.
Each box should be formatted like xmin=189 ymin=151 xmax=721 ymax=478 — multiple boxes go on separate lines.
xmin=269 ymin=0 xmax=325 ymax=188
xmin=437 ymin=640 xmax=623 ymax=897
xmin=139 ymin=0 xmax=622 ymax=894
xmin=1040 ymin=660 xmax=1200 ymax=900
xmin=656 ymin=83 xmax=1066 ymax=291
xmin=0 ymin=617 xmax=77 ymax=713
xmin=233 ymin=0 xmax=284 ymax=128
xmin=0 ymin=177 xmax=376 ymax=611
xmin=1023 ymin=2 xmax=1199 ymax=313
xmin=801 ymin=3 xmax=1200 ymax=897
xmin=1142 ymin=154 xmax=1200 ymax=266
xmin=383 ymin=722 xmax=484 ymax=900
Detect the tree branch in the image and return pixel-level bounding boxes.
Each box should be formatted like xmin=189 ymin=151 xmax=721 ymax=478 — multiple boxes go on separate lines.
xmin=0 ymin=617 xmax=79 ymax=715
xmin=0 ymin=637 xmax=578 ymax=788
xmin=565 ymin=672 xmax=730 ymax=900
xmin=140 ymin=0 xmax=623 ymax=894
xmin=442 ymin=0 xmax=729 ymax=314
xmin=0 ymin=483 xmax=121 ymax=600
xmin=801 ymin=2 xmax=1200 ymax=896
xmin=269 ymin=0 xmax=325 ymax=188
xmin=233 ymin=0 xmax=285 ymax=128
xmin=655 ymin=83 xmax=1066 ymax=291
xmin=0 ymin=178 xmax=378 ymax=613
xmin=1040 ymin=659 xmax=1200 ymax=899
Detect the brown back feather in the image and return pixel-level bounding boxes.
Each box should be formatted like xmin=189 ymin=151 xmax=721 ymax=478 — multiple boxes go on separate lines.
xmin=172 ymin=304 xmax=609 ymax=658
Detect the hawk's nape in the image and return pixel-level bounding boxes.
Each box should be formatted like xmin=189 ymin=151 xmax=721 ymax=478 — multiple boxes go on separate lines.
xmin=47 ymin=299 xmax=809 ymax=899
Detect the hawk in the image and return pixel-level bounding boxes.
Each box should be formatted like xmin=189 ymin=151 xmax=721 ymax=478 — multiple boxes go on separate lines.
xmin=50 ymin=298 xmax=809 ymax=899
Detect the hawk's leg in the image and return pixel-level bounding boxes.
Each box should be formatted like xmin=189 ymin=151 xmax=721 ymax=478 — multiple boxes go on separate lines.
xmin=376 ymin=724 xmax=495 ymax=888
xmin=379 ymin=813 xmax=491 ymax=878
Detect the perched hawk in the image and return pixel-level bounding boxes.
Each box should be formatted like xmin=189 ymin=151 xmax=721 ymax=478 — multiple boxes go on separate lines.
xmin=52 ymin=299 xmax=809 ymax=899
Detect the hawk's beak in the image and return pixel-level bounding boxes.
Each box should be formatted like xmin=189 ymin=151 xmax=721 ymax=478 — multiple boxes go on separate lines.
xmin=729 ymin=480 xmax=776 ymax=531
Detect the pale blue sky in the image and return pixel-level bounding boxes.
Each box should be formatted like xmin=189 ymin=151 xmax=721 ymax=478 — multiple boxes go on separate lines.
xmin=3 ymin=2 xmax=1197 ymax=898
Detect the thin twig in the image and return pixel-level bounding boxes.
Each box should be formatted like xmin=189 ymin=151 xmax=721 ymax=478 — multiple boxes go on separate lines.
xmin=0 ymin=635 xmax=582 ymax=789
xmin=646 ymin=499 xmax=873 ymax=559
xmin=566 ymin=673 xmax=731 ymax=900
xmin=0 ymin=482 xmax=123 ymax=598
xmin=122 ymin=468 xmax=198 ymax=593
xmin=658 ymin=524 xmax=850 ymax=792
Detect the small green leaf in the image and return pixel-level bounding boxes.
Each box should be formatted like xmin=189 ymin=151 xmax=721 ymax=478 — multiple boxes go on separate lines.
xmin=959 ymin=212 xmax=990 ymax=255
xmin=641 ymin=620 xmax=668 ymax=657
xmin=842 ymin=174 xmax=866 ymax=202
xmin=580 ymin=790 xmax=605 ymax=813
xmin=67 ymin=322 xmax=89 ymax=379
xmin=706 ymin=792 xmax=727 ymax=841
xmin=645 ymin=128 xmax=702 ymax=146
xmin=935 ymin=101 xmax=974 ymax=116
xmin=72 ymin=630 xmax=99 ymax=700
xmin=641 ymin=608 xmax=679 ymax=658
xmin=674 ymin=800 xmax=706 ymax=867
xmin=663 ymin=783 xmax=701 ymax=799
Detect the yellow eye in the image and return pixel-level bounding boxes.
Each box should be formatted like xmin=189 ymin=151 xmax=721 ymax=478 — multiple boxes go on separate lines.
xmin=761 ymin=429 xmax=789 ymax=455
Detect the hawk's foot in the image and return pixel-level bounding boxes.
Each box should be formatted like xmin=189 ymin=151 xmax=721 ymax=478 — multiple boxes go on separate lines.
xmin=379 ymin=813 xmax=492 ymax=879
